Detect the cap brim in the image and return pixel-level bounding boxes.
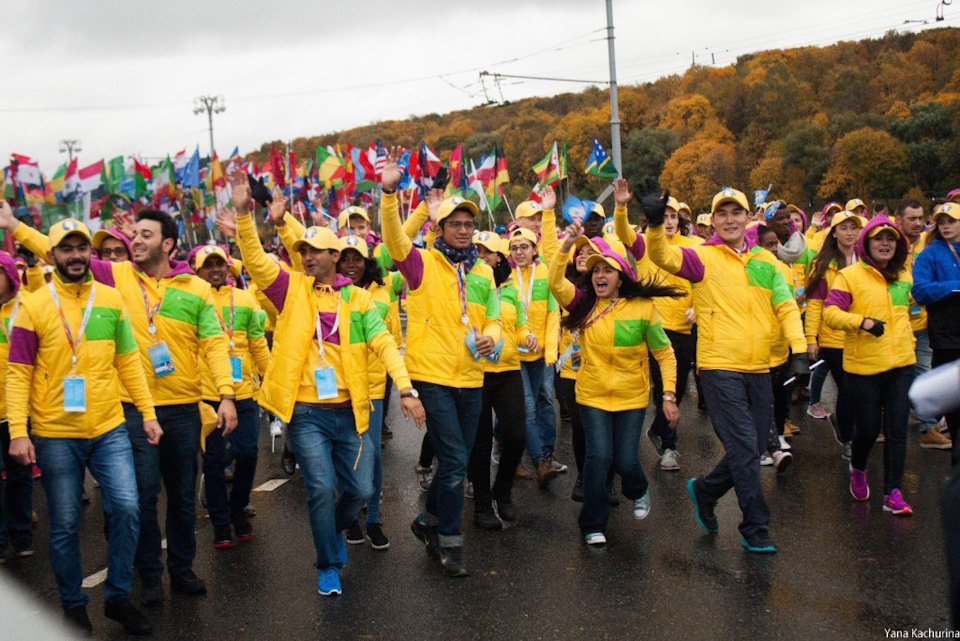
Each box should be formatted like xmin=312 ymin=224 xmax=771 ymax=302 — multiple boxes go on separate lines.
xmin=712 ymin=196 xmax=749 ymax=212
xmin=584 ymin=254 xmax=622 ymax=273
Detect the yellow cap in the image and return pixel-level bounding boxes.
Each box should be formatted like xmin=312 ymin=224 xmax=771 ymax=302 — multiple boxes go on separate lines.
xmin=677 ymin=202 xmax=692 ymax=216
xmin=194 ymin=245 xmax=230 ymax=269
xmin=828 ymin=211 xmax=867 ymax=232
xmin=437 ymin=196 xmax=479 ymax=224
xmin=338 ymin=234 xmax=370 ymax=259
xmin=665 ymin=196 xmax=680 ymax=212
xmin=92 ymin=228 xmax=124 ymax=251
xmin=473 ymin=231 xmax=504 ymax=254
xmin=49 ymin=219 xmax=92 ymax=248
xmin=584 ymin=253 xmax=622 ymax=274
xmin=588 ymin=202 xmax=606 ymax=218
xmin=338 ymin=206 xmax=370 ymax=229
xmin=934 ymin=202 xmax=960 ymax=221
xmin=602 ymin=221 xmax=616 ymax=236
xmin=508 ymin=228 xmax=538 ymax=248
xmin=292 ymin=226 xmax=341 ymax=253
xmin=845 ymin=198 xmax=867 ymax=212
xmin=514 ymin=201 xmax=543 ymax=219
xmin=866 ymin=224 xmax=900 ymax=240
xmin=228 ymin=258 xmax=243 ymax=279
xmin=696 ymin=213 xmax=712 ymax=226
xmin=711 ymin=188 xmax=750 ymax=213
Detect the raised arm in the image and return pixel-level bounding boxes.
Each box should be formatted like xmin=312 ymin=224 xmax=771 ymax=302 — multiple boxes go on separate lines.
xmin=547 ymin=224 xmax=584 ymax=310
xmin=539 ymin=186 xmax=560 ymax=265
xmin=612 ymin=178 xmax=645 ymax=260
xmin=380 ymin=149 xmax=425 ymax=290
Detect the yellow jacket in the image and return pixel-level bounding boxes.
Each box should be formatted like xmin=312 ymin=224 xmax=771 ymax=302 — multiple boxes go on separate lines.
xmin=235 ymin=211 xmax=412 ymax=431
xmin=513 ymin=262 xmax=559 ymax=364
xmin=366 ymin=271 xmax=406 ymax=399
xmin=486 ymin=278 xmax=531 ymax=374
xmin=13 ymin=224 xmax=235 ymax=406
xmin=548 ymin=247 xmax=676 ymax=411
xmin=804 ymin=262 xmax=848 ymax=350
xmin=824 ymin=261 xmax=916 ymax=375
xmin=381 ymin=192 xmax=501 ymax=388
xmin=7 ymin=274 xmax=156 ymax=440
xmin=646 ymin=225 xmax=805 ymax=372
xmin=200 ymin=286 xmax=271 ymax=401
xmin=0 ymin=293 xmax=19 ymax=419
xmin=906 ymin=233 xmax=928 ymax=333
xmin=771 ymin=258 xmax=798 ymax=367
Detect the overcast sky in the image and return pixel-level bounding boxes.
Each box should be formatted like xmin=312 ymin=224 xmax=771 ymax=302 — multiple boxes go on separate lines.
xmin=3 ymin=0 xmax=955 ymax=173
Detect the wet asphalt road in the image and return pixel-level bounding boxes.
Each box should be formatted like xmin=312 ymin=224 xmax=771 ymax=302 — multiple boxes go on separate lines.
xmin=1 ymin=378 xmax=955 ymax=640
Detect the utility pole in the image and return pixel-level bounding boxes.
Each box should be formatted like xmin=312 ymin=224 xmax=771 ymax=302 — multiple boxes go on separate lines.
xmin=59 ymin=139 xmax=82 ymax=163
xmin=605 ymin=0 xmax=622 ymax=177
xmin=193 ymin=95 xmax=225 ymax=159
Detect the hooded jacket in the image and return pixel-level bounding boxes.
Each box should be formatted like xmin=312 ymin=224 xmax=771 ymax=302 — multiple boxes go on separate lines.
xmin=199 ymin=285 xmax=271 ymax=401
xmin=645 ymin=225 xmax=805 ymax=372
xmin=513 ymin=262 xmax=559 ymax=364
xmin=0 ymin=251 xmax=22 ymax=418
xmin=912 ymin=236 xmax=960 ymax=350
xmin=381 ymin=192 xmax=501 ymax=389
xmin=824 ymin=217 xmax=916 ymax=375
xmin=7 ymin=272 xmax=156 ymax=440
xmin=13 ymin=224 xmax=235 ymax=406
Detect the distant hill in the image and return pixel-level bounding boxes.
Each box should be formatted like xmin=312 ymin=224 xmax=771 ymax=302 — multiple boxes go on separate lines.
xmin=252 ymin=28 xmax=960 ymax=214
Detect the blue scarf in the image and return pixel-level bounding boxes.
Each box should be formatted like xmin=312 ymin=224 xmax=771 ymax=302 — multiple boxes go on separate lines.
xmin=434 ymin=237 xmax=478 ymax=273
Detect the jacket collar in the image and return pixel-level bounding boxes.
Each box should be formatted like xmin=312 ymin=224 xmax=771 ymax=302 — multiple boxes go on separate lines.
xmin=133 ymin=258 xmax=194 ymax=280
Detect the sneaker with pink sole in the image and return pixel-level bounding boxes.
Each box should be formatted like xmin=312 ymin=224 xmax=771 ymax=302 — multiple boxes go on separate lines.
xmin=883 ymin=489 xmax=913 ymax=515
xmin=849 ymin=466 xmax=869 ymax=501
xmin=806 ymin=403 xmax=828 ymax=420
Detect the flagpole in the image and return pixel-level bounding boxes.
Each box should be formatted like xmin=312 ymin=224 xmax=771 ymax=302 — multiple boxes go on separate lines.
xmin=502 ymin=192 xmax=514 ymax=219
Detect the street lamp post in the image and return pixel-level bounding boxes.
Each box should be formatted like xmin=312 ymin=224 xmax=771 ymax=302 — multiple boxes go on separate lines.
xmin=59 ymin=139 xmax=82 ymax=163
xmin=193 ymin=95 xmax=225 ymax=159
xmin=605 ymin=0 xmax=622 ymax=177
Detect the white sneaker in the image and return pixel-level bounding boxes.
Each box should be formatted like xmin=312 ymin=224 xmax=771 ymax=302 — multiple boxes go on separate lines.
xmin=584 ymin=532 xmax=606 ymax=546
xmin=633 ymin=490 xmax=651 ymax=520
xmin=760 ymin=454 xmax=774 ymax=466
xmin=269 ymin=418 xmax=283 ymax=437
xmin=464 ymin=480 xmax=474 ymax=500
xmin=660 ymin=449 xmax=680 ymax=471
xmin=779 ymin=435 xmax=791 ymax=451
xmin=772 ymin=450 xmax=793 ymax=473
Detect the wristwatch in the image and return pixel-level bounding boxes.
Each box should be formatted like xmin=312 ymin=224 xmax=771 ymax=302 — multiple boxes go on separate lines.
xmin=400 ymin=389 xmax=420 ymax=399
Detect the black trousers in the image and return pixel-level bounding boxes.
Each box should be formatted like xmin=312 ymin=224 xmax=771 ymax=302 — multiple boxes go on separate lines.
xmin=648 ymin=330 xmax=693 ymax=451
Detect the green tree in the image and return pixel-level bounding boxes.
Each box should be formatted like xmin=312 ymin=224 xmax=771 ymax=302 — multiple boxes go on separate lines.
xmin=621 ymin=128 xmax=680 ymax=183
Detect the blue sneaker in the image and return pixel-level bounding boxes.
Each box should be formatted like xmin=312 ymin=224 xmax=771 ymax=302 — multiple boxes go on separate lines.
xmin=686 ymin=478 xmax=718 ymax=533
xmin=317 ymin=567 xmax=342 ymax=596
xmin=336 ymin=534 xmax=348 ymax=568
xmin=740 ymin=532 xmax=777 ymax=554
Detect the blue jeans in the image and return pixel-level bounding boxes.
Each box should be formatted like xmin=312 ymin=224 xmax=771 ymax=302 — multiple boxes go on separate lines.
xmin=363 ymin=399 xmax=384 ymax=526
xmin=0 ymin=419 xmax=34 ymax=551
xmin=203 ymin=398 xmax=260 ymax=528
xmin=287 ymin=403 xmax=373 ymax=569
xmin=578 ymin=406 xmax=648 ymax=535
xmin=124 ymin=402 xmax=201 ymax=579
xmin=697 ymin=370 xmax=772 ymax=538
xmin=414 ymin=382 xmax=482 ymax=547
xmin=34 ymin=426 xmax=139 ymax=609
xmin=521 ymin=360 xmax=558 ymax=463
xmin=913 ymin=330 xmax=939 ymax=430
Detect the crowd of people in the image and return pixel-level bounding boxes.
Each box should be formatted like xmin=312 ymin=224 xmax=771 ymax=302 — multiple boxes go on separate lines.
xmin=0 ymin=147 xmax=958 ymax=636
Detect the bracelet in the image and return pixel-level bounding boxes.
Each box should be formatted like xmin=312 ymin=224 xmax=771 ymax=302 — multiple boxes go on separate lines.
xmin=663 ymin=394 xmax=677 ymax=403
xmin=221 ymin=395 xmax=236 ymax=401
xmin=382 ymin=188 xmax=396 ymax=195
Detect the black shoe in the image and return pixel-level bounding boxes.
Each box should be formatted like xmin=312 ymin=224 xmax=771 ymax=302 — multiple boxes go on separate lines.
xmin=345 ymin=520 xmax=365 ymax=545
xmin=281 ymin=447 xmax=297 ymax=476
xmin=439 ymin=546 xmax=469 ymax=577
xmin=474 ymin=508 xmax=502 ymax=530
xmin=105 ymin=598 xmax=152 ymax=636
xmin=231 ymin=511 xmax=254 ymax=542
xmin=493 ymin=498 xmax=517 ymax=523
xmin=410 ymin=517 xmax=440 ymax=558
xmin=687 ymin=478 xmax=719 ymax=533
xmin=607 ymin=482 xmax=620 ymax=506
xmin=698 ymin=397 xmax=708 ymax=412
xmin=140 ymin=576 xmax=164 ymax=607
xmin=82 ymin=488 xmax=91 ymax=505
xmin=382 ymin=426 xmax=394 ymax=440
xmin=213 ymin=525 xmax=234 ymax=550
xmin=64 ymin=604 xmax=93 ymax=636
xmin=365 ymin=523 xmax=390 ymax=550
xmin=741 ymin=531 xmax=778 ymax=553
xmin=571 ymin=475 xmax=584 ymax=503
xmin=170 ymin=569 xmax=207 ymax=595
xmin=828 ymin=413 xmax=844 ymax=446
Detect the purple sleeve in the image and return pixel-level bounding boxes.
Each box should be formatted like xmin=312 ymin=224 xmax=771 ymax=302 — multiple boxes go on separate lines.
xmin=563 ymin=287 xmax=584 ymax=312
xmin=89 ymin=258 xmax=116 ymax=287
xmin=8 ymin=327 xmax=38 ymax=366
xmin=807 ymin=279 xmax=828 ymax=301
xmin=824 ymin=288 xmax=852 ymax=312
xmin=261 ymin=268 xmax=291 ymax=313
xmin=394 ymin=248 xmax=425 ymax=291
xmin=676 ymin=247 xmax=705 ymax=283
xmin=629 ymin=235 xmax=645 ymax=261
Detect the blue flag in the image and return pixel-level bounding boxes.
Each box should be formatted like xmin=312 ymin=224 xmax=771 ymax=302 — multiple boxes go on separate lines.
xmin=182 ymin=148 xmax=201 ymax=188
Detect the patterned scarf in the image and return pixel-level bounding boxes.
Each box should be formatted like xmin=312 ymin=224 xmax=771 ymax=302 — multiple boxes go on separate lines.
xmin=434 ymin=237 xmax=478 ymax=273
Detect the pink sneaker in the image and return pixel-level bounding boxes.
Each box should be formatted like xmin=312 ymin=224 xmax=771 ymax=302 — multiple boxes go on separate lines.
xmin=849 ymin=466 xmax=869 ymax=501
xmin=883 ymin=489 xmax=913 ymax=515
xmin=806 ymin=403 xmax=828 ymax=420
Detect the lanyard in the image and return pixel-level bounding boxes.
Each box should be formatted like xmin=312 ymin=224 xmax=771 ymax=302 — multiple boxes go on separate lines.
xmin=455 ymin=263 xmax=469 ymax=326
xmin=571 ymin=297 xmax=619 ymax=343
xmin=0 ymin=294 xmax=19 ymax=344
xmin=515 ymin=264 xmax=537 ymax=314
xmin=137 ymin=277 xmax=165 ymax=341
xmin=213 ymin=287 xmax=236 ymax=351
xmin=48 ymin=281 xmax=96 ymax=372
xmin=314 ymin=291 xmax=342 ymax=363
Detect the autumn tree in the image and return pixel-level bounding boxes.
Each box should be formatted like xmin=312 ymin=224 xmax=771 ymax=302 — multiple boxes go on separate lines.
xmin=818 ymin=127 xmax=911 ymax=201
xmin=660 ymin=138 xmax=738 ymax=211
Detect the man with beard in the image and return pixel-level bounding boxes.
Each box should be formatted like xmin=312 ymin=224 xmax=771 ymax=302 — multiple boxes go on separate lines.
xmin=6 ymin=218 xmax=159 ymax=636
xmin=0 ymin=204 xmax=237 ymax=606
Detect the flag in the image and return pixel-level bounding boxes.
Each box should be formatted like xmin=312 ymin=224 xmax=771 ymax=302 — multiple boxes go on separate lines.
xmin=226 ymin=147 xmax=242 ymax=174
xmin=419 ymin=141 xmax=441 ymax=178
xmin=532 ymin=142 xmax=560 ymax=186
xmin=374 ymin=139 xmax=386 ymax=179
xmin=559 ymin=142 xmax=568 ymax=181
xmin=62 ymin=158 xmax=79 ymax=200
xmin=11 ymin=154 xmax=41 ymax=186
xmin=173 ymin=149 xmax=188 ymax=181
xmin=351 ymin=146 xmax=376 ymax=194
xmin=182 ymin=148 xmax=201 ymax=189
xmin=467 ymin=159 xmax=489 ymax=212
xmin=585 ymin=139 xmax=619 ymax=178
xmin=396 ymin=150 xmax=413 ymax=190
xmin=473 ymin=153 xmax=496 ymax=184
xmin=493 ymin=145 xmax=510 ymax=185
xmin=288 ymin=146 xmax=296 ymax=189
xmin=79 ymin=160 xmax=105 ymax=195
xmin=527 ymin=181 xmax=542 ymax=203
xmin=107 ymin=156 xmax=126 ymax=194
xmin=48 ymin=163 xmax=67 ymax=196
xmin=316 ymin=145 xmax=346 ymax=184
xmin=270 ymin=145 xmax=286 ymax=190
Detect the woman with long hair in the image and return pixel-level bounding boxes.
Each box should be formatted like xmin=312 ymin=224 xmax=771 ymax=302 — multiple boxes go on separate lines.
xmin=825 ymin=216 xmax=915 ymax=514
xmin=804 ymin=211 xmax=865 ymax=458
xmin=467 ymin=232 xmax=532 ymax=529
xmin=548 ymin=221 xmax=682 ymax=546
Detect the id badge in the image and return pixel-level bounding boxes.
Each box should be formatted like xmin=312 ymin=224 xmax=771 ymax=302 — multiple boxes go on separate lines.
xmin=484 ymin=338 xmax=504 ymax=363
xmin=910 ymin=304 xmax=922 ymax=317
xmin=464 ymin=330 xmax=482 ymax=361
xmin=63 ymin=376 xmax=86 ymax=413
xmin=516 ymin=344 xmax=530 ymax=354
xmin=230 ymin=356 xmax=243 ymax=383
xmin=314 ymin=367 xmax=339 ymax=400
xmin=555 ymin=343 xmax=575 ymax=371
xmin=148 ymin=341 xmax=176 ymax=377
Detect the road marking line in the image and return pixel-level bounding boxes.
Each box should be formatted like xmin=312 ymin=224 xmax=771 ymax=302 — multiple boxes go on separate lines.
xmin=253 ymin=478 xmax=289 ymax=492
xmin=81 ymin=568 xmax=108 ymax=588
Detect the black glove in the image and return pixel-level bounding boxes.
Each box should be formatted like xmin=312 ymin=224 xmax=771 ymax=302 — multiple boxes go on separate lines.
xmin=247 ymin=174 xmax=273 ymax=206
xmin=861 ymin=318 xmax=885 ymax=337
xmin=432 ymin=166 xmax=449 ymax=192
xmin=637 ymin=176 xmax=669 ymax=228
